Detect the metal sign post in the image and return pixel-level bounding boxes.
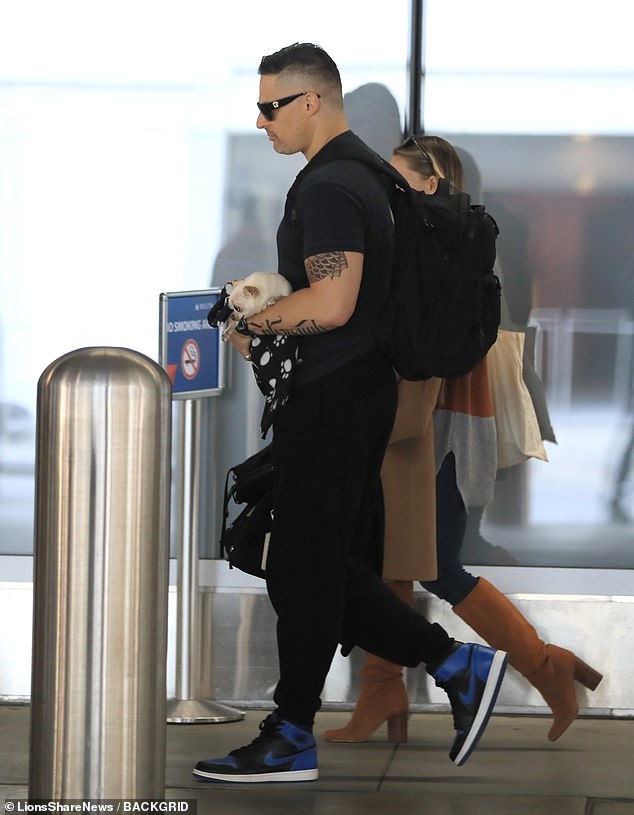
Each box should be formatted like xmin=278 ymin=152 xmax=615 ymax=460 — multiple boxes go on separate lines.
xmin=159 ymin=289 xmax=244 ymax=724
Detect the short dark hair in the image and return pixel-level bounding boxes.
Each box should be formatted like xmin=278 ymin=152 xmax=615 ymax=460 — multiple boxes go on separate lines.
xmin=258 ymin=42 xmax=342 ymax=96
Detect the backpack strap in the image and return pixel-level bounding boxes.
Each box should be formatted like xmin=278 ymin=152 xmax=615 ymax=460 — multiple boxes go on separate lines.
xmin=222 ymin=464 xmax=237 ymax=531
xmin=287 ymin=131 xmax=407 ymax=230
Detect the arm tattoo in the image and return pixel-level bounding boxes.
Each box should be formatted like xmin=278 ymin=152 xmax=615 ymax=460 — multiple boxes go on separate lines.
xmin=246 ymin=251 xmax=348 ymax=336
xmin=305 ymin=251 xmax=348 ymax=282
xmin=248 ymin=316 xmax=327 ymax=336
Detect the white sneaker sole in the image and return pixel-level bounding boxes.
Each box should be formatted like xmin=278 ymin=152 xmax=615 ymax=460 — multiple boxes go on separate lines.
xmin=192 ymin=767 xmax=319 ymax=783
xmin=453 ymin=649 xmax=508 ymax=767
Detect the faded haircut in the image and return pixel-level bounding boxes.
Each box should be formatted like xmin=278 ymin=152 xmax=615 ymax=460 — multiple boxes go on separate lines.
xmin=258 ymin=42 xmax=342 ymax=100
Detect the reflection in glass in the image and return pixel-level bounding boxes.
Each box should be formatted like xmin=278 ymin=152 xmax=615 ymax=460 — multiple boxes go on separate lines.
xmin=439 ymin=134 xmax=634 ymax=569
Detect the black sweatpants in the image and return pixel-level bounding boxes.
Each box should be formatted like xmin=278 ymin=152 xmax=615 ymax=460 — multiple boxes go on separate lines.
xmin=268 ymin=350 xmax=453 ymax=727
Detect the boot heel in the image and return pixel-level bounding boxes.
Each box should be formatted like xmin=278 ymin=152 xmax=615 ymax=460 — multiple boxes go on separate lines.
xmin=574 ymin=658 xmax=603 ymax=691
xmin=386 ymin=711 xmax=408 ymax=744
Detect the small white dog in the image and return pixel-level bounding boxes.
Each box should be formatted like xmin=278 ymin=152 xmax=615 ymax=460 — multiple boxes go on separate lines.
xmin=223 ymin=272 xmax=291 ymax=339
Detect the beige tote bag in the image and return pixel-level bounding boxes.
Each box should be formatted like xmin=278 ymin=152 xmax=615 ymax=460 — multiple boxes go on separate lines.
xmin=487 ymin=329 xmax=548 ymax=469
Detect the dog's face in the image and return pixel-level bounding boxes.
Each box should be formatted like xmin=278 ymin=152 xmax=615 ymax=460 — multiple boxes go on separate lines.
xmin=228 ymin=283 xmax=263 ymax=317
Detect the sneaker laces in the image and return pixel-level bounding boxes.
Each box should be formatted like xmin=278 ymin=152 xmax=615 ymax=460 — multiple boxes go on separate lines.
xmin=228 ymin=713 xmax=279 ymax=758
xmin=432 ymin=648 xmax=470 ymax=734
xmin=438 ymin=681 xmax=465 ymax=733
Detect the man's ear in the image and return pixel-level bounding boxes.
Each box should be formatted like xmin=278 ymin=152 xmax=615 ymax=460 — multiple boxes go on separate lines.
xmin=305 ymin=91 xmax=321 ymax=115
xmin=428 ymin=175 xmax=439 ymax=194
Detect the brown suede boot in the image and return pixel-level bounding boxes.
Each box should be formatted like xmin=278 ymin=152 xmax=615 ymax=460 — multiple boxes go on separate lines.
xmin=323 ymin=580 xmax=413 ymax=743
xmin=453 ymin=577 xmax=603 ymax=741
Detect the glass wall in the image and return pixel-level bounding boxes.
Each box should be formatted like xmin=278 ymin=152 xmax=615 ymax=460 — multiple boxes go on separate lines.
xmin=1 ymin=0 xmax=633 ymax=573
xmin=0 ymin=0 xmax=409 ymax=556
xmin=423 ymin=0 xmax=634 ymax=569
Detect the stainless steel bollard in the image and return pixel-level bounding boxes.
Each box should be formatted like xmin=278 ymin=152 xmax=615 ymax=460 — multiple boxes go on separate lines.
xmin=29 ymin=347 xmax=172 ymax=799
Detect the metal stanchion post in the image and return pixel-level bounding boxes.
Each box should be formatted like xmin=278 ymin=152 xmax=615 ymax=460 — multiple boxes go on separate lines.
xmin=29 ymin=347 xmax=172 ymax=799
xmin=166 ymin=398 xmax=244 ymax=723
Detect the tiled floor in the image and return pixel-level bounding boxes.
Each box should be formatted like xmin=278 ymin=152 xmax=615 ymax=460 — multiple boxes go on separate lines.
xmin=2 ymin=704 xmax=633 ymax=814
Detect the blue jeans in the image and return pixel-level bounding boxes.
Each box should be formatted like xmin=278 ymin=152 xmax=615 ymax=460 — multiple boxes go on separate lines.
xmin=420 ymin=452 xmax=478 ymax=606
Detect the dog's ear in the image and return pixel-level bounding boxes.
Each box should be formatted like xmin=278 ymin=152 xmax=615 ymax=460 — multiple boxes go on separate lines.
xmin=243 ymin=285 xmax=259 ymax=296
xmin=226 ymin=280 xmax=236 ymax=294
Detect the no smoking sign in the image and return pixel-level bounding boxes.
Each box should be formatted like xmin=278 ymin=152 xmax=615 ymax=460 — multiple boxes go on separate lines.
xmin=181 ymin=339 xmax=200 ymax=380
xmin=159 ymin=289 xmax=225 ymax=398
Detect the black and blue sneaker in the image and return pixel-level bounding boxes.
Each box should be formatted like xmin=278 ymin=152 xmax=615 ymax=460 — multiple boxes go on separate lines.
xmin=431 ymin=642 xmax=507 ymax=767
xmin=192 ymin=712 xmax=318 ymax=783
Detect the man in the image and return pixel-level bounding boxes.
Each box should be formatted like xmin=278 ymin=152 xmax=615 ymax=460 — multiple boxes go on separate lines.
xmin=193 ymin=42 xmax=507 ymax=783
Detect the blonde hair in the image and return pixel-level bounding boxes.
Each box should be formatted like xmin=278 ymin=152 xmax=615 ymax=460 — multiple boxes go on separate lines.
xmin=393 ymin=135 xmax=464 ymax=194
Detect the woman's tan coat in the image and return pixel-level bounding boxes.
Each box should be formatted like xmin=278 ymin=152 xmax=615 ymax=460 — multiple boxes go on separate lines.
xmin=380 ymin=377 xmax=441 ymax=581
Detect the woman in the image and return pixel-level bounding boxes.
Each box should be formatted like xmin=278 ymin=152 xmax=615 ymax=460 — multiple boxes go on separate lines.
xmin=323 ymin=135 xmax=603 ymax=745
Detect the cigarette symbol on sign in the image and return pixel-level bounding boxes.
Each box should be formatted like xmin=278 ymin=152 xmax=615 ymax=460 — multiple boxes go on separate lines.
xmin=181 ymin=339 xmax=200 ymax=380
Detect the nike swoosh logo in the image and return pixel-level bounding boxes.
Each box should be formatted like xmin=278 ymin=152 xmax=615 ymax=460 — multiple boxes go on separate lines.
xmin=459 ymin=661 xmax=478 ymax=707
xmin=262 ymin=752 xmax=295 ymax=768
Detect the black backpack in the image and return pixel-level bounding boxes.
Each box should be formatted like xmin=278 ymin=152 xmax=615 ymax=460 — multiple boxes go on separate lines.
xmin=289 ymin=134 xmax=501 ymax=380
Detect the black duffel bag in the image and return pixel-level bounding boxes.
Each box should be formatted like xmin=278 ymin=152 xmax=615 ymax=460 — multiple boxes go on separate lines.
xmin=220 ymin=444 xmax=273 ymax=579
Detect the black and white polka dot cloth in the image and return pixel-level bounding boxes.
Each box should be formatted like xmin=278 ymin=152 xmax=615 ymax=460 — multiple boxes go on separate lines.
xmin=208 ymin=285 xmax=300 ymax=438
xmin=248 ymin=334 xmax=300 ymax=437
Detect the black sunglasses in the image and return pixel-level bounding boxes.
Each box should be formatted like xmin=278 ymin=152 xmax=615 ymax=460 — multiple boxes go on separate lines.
xmin=257 ymin=91 xmax=320 ymax=121
xmin=399 ymin=136 xmax=432 ymax=164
